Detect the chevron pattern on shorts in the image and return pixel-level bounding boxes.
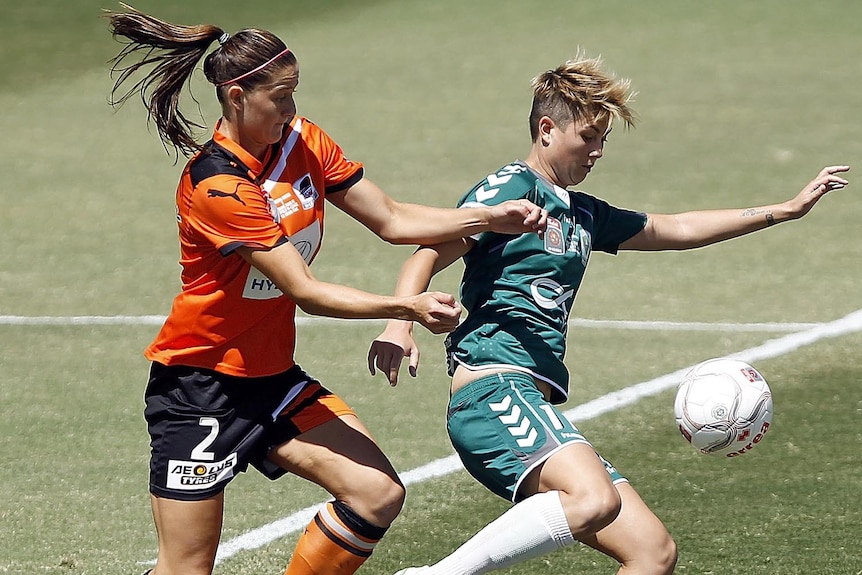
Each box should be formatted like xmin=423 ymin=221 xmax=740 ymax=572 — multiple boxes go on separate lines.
xmin=489 ymin=395 xmax=538 ymax=447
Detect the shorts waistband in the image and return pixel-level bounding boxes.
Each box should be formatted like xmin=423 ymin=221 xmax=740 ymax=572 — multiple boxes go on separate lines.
xmin=451 ymin=371 xmax=537 ymax=404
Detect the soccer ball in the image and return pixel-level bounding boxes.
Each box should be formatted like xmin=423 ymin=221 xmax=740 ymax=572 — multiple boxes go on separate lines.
xmin=674 ymin=358 xmax=773 ymax=457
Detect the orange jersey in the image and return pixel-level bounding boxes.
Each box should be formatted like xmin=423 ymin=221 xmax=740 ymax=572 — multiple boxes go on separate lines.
xmin=145 ymin=117 xmax=364 ymax=376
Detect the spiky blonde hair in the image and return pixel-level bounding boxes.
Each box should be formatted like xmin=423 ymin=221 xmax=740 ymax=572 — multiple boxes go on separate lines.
xmin=529 ymin=53 xmax=636 ymax=140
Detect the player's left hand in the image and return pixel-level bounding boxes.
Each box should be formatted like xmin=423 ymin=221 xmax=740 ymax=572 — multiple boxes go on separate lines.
xmin=790 ymin=165 xmax=850 ymax=218
xmin=488 ymin=199 xmax=548 ymax=235
xmin=368 ymin=327 xmax=420 ymax=387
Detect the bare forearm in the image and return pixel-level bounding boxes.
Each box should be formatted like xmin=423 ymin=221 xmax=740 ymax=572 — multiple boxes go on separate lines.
xmin=292 ymin=280 xmax=412 ymax=319
xmin=377 ymin=203 xmax=494 ymax=245
xmin=330 ymin=179 xmax=546 ymax=244
xmin=392 ymin=249 xmax=438 ymax=295
xmin=384 ymin=241 xmax=466 ymax=335
xmin=625 ymin=166 xmax=850 ymax=251
xmin=239 ymin=243 xmax=449 ymax=324
xmin=383 ymin=250 xmax=439 ymax=334
xmin=663 ymin=203 xmax=790 ymax=249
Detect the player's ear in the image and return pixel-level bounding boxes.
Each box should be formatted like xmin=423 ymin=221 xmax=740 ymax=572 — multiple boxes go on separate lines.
xmin=538 ymin=116 xmax=555 ymax=146
xmin=225 ymin=84 xmax=245 ymax=112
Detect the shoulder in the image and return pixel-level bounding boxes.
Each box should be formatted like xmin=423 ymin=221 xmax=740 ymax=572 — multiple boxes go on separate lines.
xmin=182 ymin=142 xmax=268 ymax=221
xmin=459 ymin=161 xmax=535 ymax=206
xmin=569 ymin=190 xmax=611 ymax=211
xmin=295 ymin=116 xmax=335 ymax=145
xmin=570 ymin=190 xmax=647 ymax=248
xmin=570 ymin=190 xmax=645 ymax=220
xmin=188 ymin=140 xmax=256 ymax=189
xmin=481 ymin=161 xmax=535 ymax=188
xmin=292 ymin=116 xmax=355 ymax=164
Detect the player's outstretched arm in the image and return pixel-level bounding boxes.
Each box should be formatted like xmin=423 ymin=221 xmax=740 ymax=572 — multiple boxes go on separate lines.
xmin=328 ymin=177 xmax=547 ymax=245
xmin=368 ymin=238 xmax=471 ymax=386
xmin=620 ymin=165 xmax=850 ymax=251
xmin=238 ymin=242 xmax=461 ymax=333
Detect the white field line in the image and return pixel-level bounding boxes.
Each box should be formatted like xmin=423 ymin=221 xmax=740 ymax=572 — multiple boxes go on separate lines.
xmin=197 ymin=308 xmax=862 ymax=566
xmin=0 ymin=314 xmax=820 ymax=332
xmin=0 ymin=315 xmax=170 ymax=326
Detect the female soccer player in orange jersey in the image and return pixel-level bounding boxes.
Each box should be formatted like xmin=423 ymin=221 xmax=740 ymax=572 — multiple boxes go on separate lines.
xmin=105 ymin=6 xmax=546 ymax=575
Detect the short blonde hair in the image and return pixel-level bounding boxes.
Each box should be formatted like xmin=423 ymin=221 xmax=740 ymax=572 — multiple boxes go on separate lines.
xmin=529 ymin=53 xmax=636 ymax=140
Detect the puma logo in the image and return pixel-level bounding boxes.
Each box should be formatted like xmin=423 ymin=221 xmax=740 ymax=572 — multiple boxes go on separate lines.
xmin=207 ymin=183 xmax=246 ymax=205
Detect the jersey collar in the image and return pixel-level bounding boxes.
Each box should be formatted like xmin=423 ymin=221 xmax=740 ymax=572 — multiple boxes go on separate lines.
xmin=211 ymin=119 xmax=265 ymax=180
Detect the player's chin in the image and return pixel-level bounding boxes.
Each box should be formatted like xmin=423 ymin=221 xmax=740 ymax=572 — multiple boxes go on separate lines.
xmin=563 ymin=170 xmax=586 ymax=187
xmin=269 ymin=122 xmax=290 ymax=142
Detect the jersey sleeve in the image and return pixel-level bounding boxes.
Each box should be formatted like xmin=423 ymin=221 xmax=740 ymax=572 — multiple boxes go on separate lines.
xmin=303 ymin=120 xmax=364 ymax=194
xmin=187 ymin=173 xmax=287 ymax=255
xmin=578 ymin=192 xmax=647 ymax=254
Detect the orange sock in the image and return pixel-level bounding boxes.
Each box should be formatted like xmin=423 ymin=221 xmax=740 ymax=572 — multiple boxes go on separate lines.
xmin=284 ymin=501 xmax=387 ymax=575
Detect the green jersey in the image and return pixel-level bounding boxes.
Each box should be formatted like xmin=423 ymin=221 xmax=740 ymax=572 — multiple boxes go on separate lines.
xmin=446 ymin=161 xmax=647 ymax=404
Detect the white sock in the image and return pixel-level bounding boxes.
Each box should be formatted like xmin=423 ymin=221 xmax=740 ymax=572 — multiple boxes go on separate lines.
xmin=425 ymin=490 xmax=575 ymax=575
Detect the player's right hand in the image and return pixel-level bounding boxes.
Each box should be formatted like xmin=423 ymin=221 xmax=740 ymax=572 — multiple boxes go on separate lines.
xmin=409 ymin=291 xmax=462 ymax=334
xmin=488 ymin=199 xmax=548 ymax=236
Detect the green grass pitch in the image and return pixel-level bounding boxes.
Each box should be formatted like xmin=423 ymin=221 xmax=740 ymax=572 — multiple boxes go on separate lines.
xmin=0 ymin=1 xmax=860 ymax=574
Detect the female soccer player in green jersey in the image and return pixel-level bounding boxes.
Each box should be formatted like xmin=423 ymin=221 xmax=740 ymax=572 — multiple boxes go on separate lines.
xmin=368 ymin=54 xmax=849 ymax=575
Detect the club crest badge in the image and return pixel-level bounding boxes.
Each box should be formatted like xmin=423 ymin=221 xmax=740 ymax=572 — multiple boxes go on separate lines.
xmin=293 ymin=174 xmax=319 ymax=211
xmin=544 ymin=216 xmax=565 ymax=255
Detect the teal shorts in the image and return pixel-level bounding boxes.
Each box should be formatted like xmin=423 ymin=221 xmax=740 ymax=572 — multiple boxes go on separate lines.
xmin=447 ymin=371 xmax=625 ymax=502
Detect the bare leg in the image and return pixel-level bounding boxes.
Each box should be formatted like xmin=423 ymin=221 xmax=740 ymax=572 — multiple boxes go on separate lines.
xmin=580 ymin=482 xmax=678 ymax=575
xmin=268 ymin=413 xmax=404 ymax=526
xmin=269 ymin=414 xmax=405 ymax=575
xmin=524 ymin=442 xmax=623 ymax=536
xmin=410 ymin=443 xmax=623 ymax=575
xmin=150 ymin=492 xmax=224 ymax=575
xmin=532 ymin=446 xmax=676 ymax=574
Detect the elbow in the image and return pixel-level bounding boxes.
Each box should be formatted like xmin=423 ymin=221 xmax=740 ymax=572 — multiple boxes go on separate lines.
xmin=293 ymin=297 xmax=335 ymax=318
xmin=282 ymin=283 xmax=325 ymax=316
xmin=291 ymin=287 xmax=333 ymax=317
xmin=375 ymin=227 xmax=419 ymax=246
xmin=378 ymin=231 xmax=406 ymax=245
xmin=373 ymin=210 xmax=438 ymax=245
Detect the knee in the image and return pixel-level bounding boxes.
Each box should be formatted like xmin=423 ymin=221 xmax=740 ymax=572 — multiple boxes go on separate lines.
xmin=631 ymin=532 xmax=677 ymax=575
xmin=652 ymin=534 xmax=678 ymax=575
xmin=584 ymin=487 xmax=623 ymax=532
xmin=558 ymin=485 xmax=622 ymax=535
xmin=345 ymin=472 xmax=405 ymax=527
xmin=374 ymin=475 xmax=406 ymax=525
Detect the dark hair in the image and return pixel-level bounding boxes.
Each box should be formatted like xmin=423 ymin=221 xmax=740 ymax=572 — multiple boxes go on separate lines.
xmin=106 ymin=3 xmax=295 ymax=157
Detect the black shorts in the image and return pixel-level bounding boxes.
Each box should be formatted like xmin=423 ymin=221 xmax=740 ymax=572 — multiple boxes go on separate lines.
xmin=145 ymin=362 xmax=355 ymax=501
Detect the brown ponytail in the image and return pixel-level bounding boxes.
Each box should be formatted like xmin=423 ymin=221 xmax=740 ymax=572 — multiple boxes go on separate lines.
xmin=106 ymin=3 xmax=294 ymax=158
xmin=106 ymin=3 xmax=223 ymax=157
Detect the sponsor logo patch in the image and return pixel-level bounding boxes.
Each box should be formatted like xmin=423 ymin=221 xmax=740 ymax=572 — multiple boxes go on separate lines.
xmin=293 ymin=174 xmax=319 ymax=211
xmin=529 ymin=277 xmax=575 ymax=311
xmin=167 ymin=453 xmax=238 ymax=491
xmin=269 ymin=194 xmax=300 ymax=224
xmin=287 ymin=222 xmax=322 ymax=265
xmin=544 ymin=217 xmax=565 ymax=255
xmin=242 ymin=266 xmax=283 ymax=300
xmin=207 ymin=183 xmax=246 ymax=205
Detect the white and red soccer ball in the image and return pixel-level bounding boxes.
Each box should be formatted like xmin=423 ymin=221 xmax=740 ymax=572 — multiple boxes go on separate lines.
xmin=674 ymin=358 xmax=773 ymax=457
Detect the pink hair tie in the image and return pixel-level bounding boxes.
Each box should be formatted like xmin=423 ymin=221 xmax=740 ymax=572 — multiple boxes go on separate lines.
xmin=216 ymin=47 xmax=291 ymax=87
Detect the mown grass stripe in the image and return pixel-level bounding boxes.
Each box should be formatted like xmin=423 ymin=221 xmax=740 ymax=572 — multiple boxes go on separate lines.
xmin=192 ymin=308 xmax=862 ymax=566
